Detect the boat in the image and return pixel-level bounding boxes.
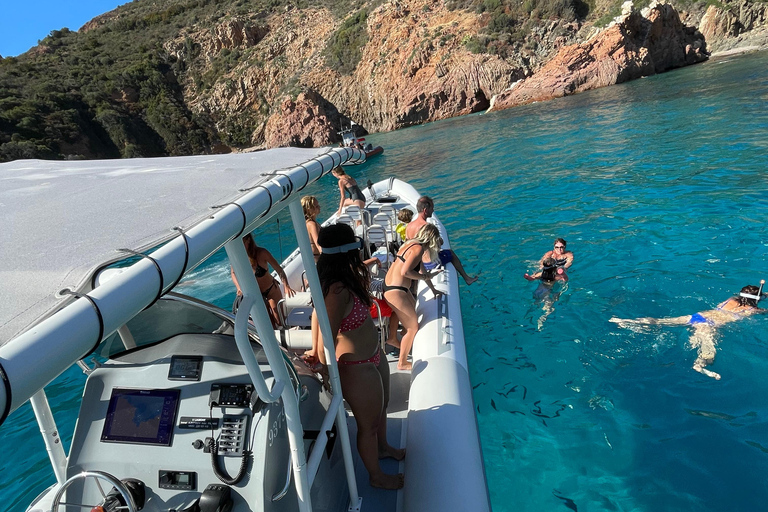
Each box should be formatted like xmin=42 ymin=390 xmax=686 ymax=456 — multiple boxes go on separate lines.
xmin=0 ymin=146 xmax=489 ymax=512
xmin=338 ymin=128 xmax=383 ymax=165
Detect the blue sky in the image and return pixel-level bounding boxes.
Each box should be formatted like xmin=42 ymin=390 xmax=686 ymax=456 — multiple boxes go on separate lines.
xmin=0 ymin=1 xmax=126 ymax=57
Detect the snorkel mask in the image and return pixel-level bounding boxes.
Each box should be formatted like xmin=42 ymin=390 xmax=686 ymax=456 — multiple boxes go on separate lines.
xmin=739 ymin=279 xmax=765 ymax=302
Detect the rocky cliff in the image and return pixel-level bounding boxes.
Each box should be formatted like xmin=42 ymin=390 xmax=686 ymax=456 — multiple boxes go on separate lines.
xmin=1 ymin=0 xmax=766 ymax=161
xmin=488 ymin=1 xmax=707 ymax=111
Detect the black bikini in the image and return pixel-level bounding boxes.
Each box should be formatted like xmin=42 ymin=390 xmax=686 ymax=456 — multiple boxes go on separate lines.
xmin=554 ymin=257 xmax=568 ymax=267
xmin=384 ymin=244 xmax=420 ymax=294
xmin=254 ymin=263 xmax=268 ymax=278
xmin=396 ymin=243 xmax=421 ymax=272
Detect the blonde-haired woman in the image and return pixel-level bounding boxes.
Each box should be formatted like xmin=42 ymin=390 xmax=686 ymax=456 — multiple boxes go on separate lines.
xmin=301 ymin=195 xmax=322 ymax=262
xmin=383 ymin=224 xmax=443 ymax=370
xmin=331 ymin=167 xmax=366 ymax=214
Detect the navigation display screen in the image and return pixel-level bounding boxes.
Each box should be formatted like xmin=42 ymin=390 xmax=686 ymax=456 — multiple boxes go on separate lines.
xmin=101 ymin=388 xmax=180 ymax=446
xmin=168 ymin=355 xmax=203 ymax=381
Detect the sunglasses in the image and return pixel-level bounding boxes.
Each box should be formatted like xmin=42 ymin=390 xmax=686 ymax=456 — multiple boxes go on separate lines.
xmin=554 ymin=245 xmax=564 ymax=249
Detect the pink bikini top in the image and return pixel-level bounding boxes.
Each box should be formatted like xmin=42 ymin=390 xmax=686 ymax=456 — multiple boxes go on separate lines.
xmin=339 ymin=293 xmax=368 ymax=332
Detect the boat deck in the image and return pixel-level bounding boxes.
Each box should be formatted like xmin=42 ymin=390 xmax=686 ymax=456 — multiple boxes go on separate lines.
xmin=345 ymin=352 xmax=410 ymax=512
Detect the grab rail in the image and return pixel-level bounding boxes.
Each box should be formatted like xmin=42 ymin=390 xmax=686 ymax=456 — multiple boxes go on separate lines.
xmin=233 ymin=293 xmax=284 ymax=403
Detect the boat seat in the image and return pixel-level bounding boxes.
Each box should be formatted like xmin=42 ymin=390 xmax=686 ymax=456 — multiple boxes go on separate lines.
xmin=277 ymin=292 xmax=313 ymax=328
xmin=378 ymin=205 xmax=397 ymax=227
xmin=335 ymin=214 xmax=355 ymax=231
xmin=366 ymin=224 xmax=391 ymax=269
xmin=372 ymin=213 xmax=396 ymax=241
xmin=343 ymin=205 xmax=364 ymax=225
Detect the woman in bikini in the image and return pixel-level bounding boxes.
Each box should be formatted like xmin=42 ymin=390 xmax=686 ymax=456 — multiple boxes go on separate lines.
xmin=302 ymin=195 xmax=322 ymax=262
xmin=611 ymin=282 xmax=765 ymax=380
xmin=314 ymin=223 xmax=405 ymax=490
xmin=540 ymin=238 xmax=574 ymax=274
xmin=231 ymin=234 xmax=295 ymax=328
xmin=331 ymin=167 xmax=366 ymax=215
xmin=383 ymin=224 xmax=443 ymax=371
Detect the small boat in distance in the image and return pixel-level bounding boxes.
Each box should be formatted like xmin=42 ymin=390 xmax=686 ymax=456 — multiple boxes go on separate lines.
xmin=0 ymin=148 xmax=488 ymax=512
xmin=339 ymin=126 xmax=383 ymax=165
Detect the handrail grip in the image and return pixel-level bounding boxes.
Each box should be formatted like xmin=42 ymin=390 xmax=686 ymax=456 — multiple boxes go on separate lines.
xmin=234 ymin=293 xmax=285 ymax=403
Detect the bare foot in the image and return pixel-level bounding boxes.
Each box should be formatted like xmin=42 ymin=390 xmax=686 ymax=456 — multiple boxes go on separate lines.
xmin=379 ymin=445 xmax=406 ymax=461
xmin=523 ymin=273 xmax=535 ymax=281
xmin=370 ymin=472 xmax=404 ymax=490
xmin=694 ymin=364 xmax=721 ymax=380
xmin=397 ymin=362 xmax=412 ymax=371
xmin=465 ymin=275 xmax=479 ymax=285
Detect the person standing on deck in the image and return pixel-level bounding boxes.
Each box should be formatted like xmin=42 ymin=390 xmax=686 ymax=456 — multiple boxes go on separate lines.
xmin=406 ymin=196 xmax=478 ymax=285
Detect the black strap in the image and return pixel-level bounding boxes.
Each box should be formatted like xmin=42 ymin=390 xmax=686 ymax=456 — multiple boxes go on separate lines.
xmin=211 ymin=202 xmax=248 ymax=240
xmin=294 ymin=164 xmax=311 ymax=191
xmin=60 ymin=289 xmax=105 ymax=358
xmin=167 ymin=227 xmax=190 ymax=291
xmin=118 ymin=249 xmax=164 ymax=309
xmin=0 ymin=361 xmax=12 ymax=426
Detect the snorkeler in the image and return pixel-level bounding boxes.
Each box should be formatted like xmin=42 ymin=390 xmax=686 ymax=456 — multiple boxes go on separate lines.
xmin=610 ymin=281 xmax=766 ymax=380
xmin=523 ymin=257 xmax=568 ymax=300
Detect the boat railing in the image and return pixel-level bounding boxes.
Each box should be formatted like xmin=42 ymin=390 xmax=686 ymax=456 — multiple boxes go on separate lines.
xmin=0 ymin=146 xmax=368 ymax=512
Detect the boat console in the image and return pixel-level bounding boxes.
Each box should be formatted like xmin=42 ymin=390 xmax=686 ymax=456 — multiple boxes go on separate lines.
xmin=57 ymin=321 xmax=344 ymax=512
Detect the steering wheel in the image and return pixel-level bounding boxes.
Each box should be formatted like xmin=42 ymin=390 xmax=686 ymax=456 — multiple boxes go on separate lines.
xmin=51 ymin=470 xmax=137 ymax=512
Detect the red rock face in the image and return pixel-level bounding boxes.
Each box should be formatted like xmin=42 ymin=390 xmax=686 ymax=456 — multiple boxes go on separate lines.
xmin=263 ymin=92 xmax=338 ymax=148
xmin=488 ymin=2 xmax=707 ymax=112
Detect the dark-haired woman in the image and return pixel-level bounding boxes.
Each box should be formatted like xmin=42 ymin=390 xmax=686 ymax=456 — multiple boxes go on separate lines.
xmin=524 ymin=257 xmax=568 ymax=301
xmin=611 ymin=283 xmax=765 ymax=380
xmin=540 ymin=238 xmax=574 ymax=274
xmin=231 ymin=234 xmax=295 ymax=328
xmin=314 ymin=223 xmax=405 ymax=490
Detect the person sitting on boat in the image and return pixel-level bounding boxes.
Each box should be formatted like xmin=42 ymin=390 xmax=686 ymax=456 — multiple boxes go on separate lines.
xmin=395 ymin=208 xmax=413 ymax=242
xmin=302 ymin=195 xmax=322 ymax=262
xmin=331 ymin=167 xmax=366 ymax=215
xmin=406 ymin=195 xmax=478 ymax=285
xmin=314 ymin=223 xmax=406 ymax=489
xmin=384 ymin=224 xmax=443 ymax=371
xmin=539 ymin=238 xmax=574 ymax=275
xmin=524 ymin=257 xmax=568 ymax=301
xmin=610 ymin=281 xmax=766 ymax=380
xmin=231 ymin=234 xmax=295 ymax=328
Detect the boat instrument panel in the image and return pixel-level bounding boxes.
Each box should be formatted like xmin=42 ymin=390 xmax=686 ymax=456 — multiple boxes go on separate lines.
xmin=63 ymin=334 xmax=301 ymax=512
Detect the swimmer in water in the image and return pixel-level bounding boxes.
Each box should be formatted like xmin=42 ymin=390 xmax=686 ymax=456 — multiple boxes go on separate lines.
xmin=524 ymin=257 xmax=568 ymax=329
xmin=610 ymin=281 xmax=766 ymax=380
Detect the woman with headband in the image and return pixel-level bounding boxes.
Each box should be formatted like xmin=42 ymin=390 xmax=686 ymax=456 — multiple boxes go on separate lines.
xmin=313 ymin=223 xmax=405 ymax=490
xmin=611 ymin=281 xmax=765 ymax=380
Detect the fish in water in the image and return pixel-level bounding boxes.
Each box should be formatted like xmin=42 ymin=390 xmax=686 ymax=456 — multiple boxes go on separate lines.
xmin=552 ymin=490 xmax=578 ymax=511
xmin=491 ymin=399 xmax=498 ymax=411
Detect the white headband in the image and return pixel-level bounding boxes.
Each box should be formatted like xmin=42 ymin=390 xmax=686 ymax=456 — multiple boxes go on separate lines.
xmin=320 ymin=240 xmax=361 ymax=254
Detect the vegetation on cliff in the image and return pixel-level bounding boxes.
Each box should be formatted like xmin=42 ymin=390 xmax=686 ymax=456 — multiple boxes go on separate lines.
xmin=0 ymin=0 xmax=763 ymax=162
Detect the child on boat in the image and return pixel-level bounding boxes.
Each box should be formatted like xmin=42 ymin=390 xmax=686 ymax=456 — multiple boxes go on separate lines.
xmin=395 ymin=208 xmax=413 ymax=241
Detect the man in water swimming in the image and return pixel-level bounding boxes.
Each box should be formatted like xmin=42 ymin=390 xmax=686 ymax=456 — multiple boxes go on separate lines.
xmin=610 ymin=282 xmax=765 ymax=380
xmin=406 ymin=196 xmax=478 ymax=285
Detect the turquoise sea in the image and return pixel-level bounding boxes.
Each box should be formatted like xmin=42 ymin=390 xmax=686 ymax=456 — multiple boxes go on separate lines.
xmin=3 ymin=50 xmax=768 ymax=512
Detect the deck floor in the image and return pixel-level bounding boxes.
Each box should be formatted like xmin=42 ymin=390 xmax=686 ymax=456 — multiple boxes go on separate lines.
xmin=345 ymin=351 xmax=410 ymax=512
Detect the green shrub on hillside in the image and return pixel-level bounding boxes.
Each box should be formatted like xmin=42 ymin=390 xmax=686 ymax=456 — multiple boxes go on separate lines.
xmin=324 ymin=9 xmax=369 ymax=75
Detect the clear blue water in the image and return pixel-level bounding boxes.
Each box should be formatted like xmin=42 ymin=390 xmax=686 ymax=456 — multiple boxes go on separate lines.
xmin=3 ymin=51 xmax=768 ymax=512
